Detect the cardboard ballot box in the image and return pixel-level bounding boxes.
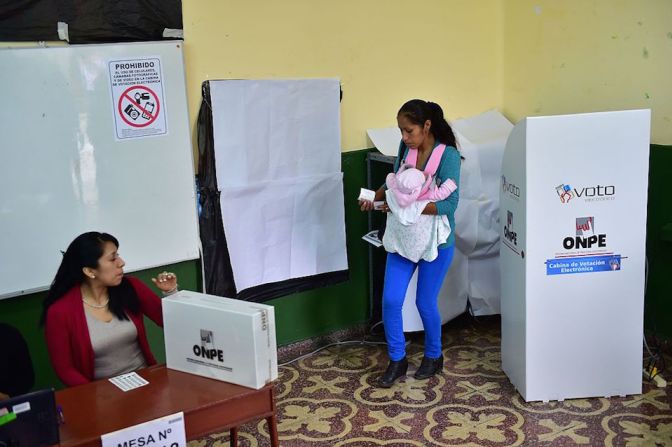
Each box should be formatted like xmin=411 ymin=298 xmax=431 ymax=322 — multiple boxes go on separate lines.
xmin=163 ymin=290 xmax=278 ymax=389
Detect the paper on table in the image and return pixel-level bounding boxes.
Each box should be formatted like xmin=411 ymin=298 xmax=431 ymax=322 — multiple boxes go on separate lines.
xmin=108 ymin=372 xmax=149 ymax=392
xmin=366 ymin=127 xmax=401 ymax=156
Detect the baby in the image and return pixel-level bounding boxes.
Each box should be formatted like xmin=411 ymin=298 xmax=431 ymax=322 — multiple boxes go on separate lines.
xmin=382 ymin=163 xmax=457 ymax=263
xmin=386 ymin=163 xmax=457 ymax=212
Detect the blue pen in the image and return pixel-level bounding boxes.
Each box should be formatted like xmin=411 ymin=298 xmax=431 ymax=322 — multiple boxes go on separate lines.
xmin=56 ymin=405 xmax=65 ymax=424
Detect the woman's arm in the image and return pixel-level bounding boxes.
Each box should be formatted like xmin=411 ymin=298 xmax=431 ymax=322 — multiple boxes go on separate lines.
xmin=359 ymin=186 xmax=386 ymax=211
xmin=361 ymin=142 xmax=408 ymax=212
xmin=418 ymin=178 xmax=457 ymax=202
xmin=128 ymin=277 xmax=163 ymax=328
xmin=44 ymin=307 xmax=90 ymax=386
xmin=422 ymin=148 xmax=461 ymax=216
xmin=421 ymin=202 xmax=438 ymax=215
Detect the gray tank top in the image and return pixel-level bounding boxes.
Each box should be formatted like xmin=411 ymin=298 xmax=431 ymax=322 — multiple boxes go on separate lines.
xmin=85 ymin=310 xmax=147 ymax=379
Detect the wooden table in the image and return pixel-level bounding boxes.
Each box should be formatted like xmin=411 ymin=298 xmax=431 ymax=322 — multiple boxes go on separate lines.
xmin=55 ymin=365 xmax=278 ymax=447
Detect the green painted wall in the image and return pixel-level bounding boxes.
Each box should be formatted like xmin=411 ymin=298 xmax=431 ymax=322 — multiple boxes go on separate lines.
xmin=645 ymin=145 xmax=672 ymax=341
xmin=0 ymin=149 xmax=372 ymax=391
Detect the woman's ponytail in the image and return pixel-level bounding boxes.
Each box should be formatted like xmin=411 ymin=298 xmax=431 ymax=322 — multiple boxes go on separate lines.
xmin=426 ymin=101 xmax=457 ymax=149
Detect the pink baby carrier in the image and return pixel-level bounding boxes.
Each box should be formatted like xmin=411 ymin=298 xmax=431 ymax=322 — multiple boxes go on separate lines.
xmin=386 ymin=144 xmax=447 ymax=207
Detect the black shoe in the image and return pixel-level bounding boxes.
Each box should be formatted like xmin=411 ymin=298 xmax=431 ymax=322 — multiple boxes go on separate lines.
xmin=377 ymin=357 xmax=408 ymax=388
xmin=414 ymin=354 xmax=443 ymax=380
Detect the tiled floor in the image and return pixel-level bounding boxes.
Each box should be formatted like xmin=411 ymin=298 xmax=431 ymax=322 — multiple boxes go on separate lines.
xmin=188 ymin=316 xmax=672 ymax=446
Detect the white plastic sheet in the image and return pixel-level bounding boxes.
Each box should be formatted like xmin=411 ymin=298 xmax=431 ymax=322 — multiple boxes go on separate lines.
xmin=452 ymin=110 xmax=513 ymax=316
xmin=210 ymin=79 xmax=347 ymax=291
xmin=366 ymin=127 xmax=401 ymax=157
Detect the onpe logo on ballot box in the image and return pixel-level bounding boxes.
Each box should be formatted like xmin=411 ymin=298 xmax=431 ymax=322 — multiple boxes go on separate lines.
xmin=562 ymin=216 xmax=606 ymax=250
xmin=193 ymin=329 xmax=224 ymax=363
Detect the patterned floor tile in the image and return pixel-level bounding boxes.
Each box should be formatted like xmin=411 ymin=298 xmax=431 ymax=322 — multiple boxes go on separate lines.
xmin=188 ymin=316 xmax=672 ymax=447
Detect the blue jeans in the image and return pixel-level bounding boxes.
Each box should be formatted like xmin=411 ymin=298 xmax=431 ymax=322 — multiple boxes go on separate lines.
xmin=382 ymin=246 xmax=455 ymax=361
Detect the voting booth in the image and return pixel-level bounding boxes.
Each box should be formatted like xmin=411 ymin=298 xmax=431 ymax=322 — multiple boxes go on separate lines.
xmin=163 ymin=291 xmax=278 ymax=389
xmin=500 ymin=110 xmax=650 ymax=401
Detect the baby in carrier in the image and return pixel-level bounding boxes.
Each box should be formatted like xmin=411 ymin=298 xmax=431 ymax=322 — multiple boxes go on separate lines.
xmin=382 ymin=144 xmax=457 ymax=262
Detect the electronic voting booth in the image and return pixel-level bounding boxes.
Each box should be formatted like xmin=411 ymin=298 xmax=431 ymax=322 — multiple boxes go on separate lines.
xmin=500 ymin=110 xmax=650 ymax=401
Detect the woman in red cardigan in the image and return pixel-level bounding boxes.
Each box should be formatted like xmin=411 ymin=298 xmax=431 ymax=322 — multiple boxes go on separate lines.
xmin=41 ymin=232 xmax=178 ymax=387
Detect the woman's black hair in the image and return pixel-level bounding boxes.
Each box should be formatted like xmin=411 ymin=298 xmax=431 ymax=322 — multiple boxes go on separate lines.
xmin=398 ymin=99 xmax=459 ymax=150
xmin=40 ymin=232 xmax=139 ymax=325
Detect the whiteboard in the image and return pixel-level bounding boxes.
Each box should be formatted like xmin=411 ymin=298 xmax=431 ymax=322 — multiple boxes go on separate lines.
xmin=0 ymin=41 xmax=200 ymax=299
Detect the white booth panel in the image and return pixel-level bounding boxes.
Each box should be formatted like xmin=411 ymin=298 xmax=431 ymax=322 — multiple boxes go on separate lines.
xmin=501 ymin=110 xmax=650 ymax=401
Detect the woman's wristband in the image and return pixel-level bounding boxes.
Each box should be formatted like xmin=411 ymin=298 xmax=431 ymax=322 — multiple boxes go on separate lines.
xmin=161 ymin=285 xmax=179 ymax=296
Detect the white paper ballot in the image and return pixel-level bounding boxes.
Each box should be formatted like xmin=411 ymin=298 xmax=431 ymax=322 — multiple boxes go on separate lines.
xmin=108 ymin=372 xmax=149 ymax=392
xmin=362 ymin=230 xmax=382 ymax=247
xmin=358 ymin=188 xmax=375 ymax=202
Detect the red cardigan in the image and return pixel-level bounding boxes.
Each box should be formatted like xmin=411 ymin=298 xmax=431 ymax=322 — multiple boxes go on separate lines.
xmin=44 ymin=276 xmax=163 ymax=387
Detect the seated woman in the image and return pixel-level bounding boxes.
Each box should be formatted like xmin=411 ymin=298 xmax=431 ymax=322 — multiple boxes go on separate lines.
xmin=41 ymin=232 xmax=178 ymax=386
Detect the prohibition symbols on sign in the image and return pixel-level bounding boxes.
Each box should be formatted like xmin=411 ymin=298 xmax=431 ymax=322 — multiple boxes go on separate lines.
xmin=118 ymin=85 xmax=161 ymax=128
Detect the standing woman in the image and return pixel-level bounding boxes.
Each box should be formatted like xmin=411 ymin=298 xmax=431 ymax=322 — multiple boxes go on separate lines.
xmin=360 ymin=99 xmax=461 ymax=387
xmin=41 ymin=232 xmax=178 ymax=386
